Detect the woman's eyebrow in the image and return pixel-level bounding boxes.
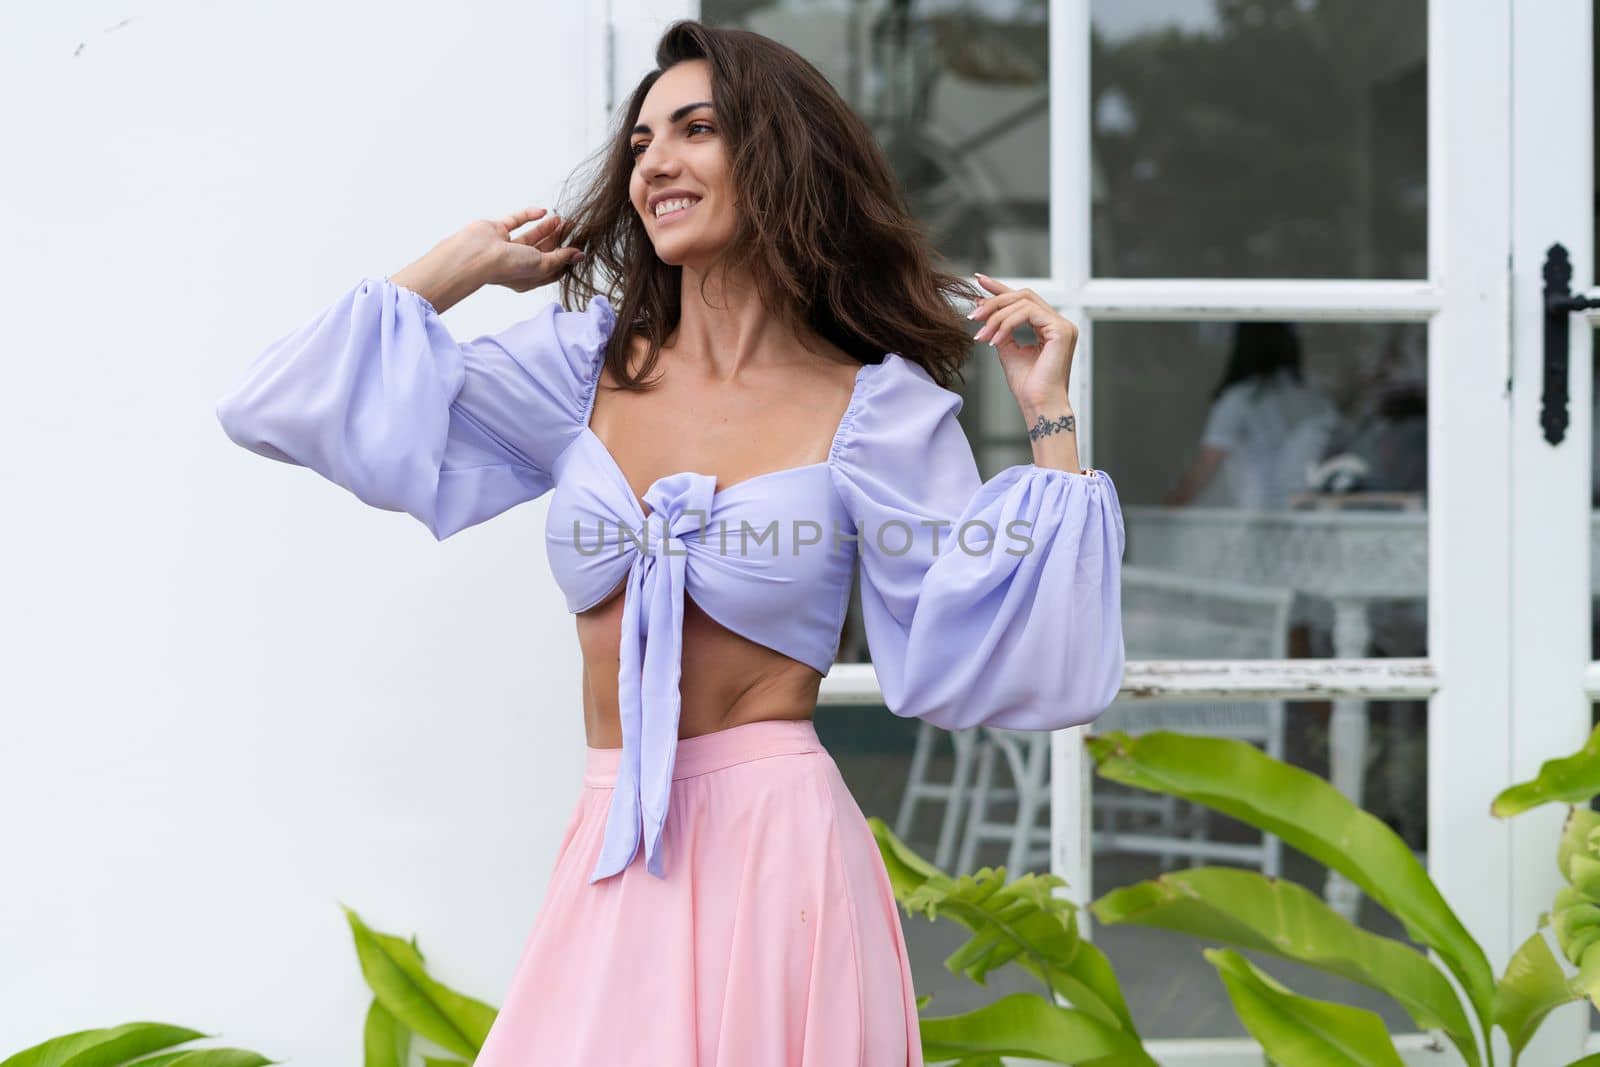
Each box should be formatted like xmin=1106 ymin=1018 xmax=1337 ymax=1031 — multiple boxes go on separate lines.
xmin=632 ymin=101 xmax=713 ymax=135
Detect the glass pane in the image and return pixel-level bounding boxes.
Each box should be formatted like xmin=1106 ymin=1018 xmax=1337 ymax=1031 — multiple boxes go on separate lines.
xmin=1093 ymin=318 xmax=1429 ymax=659
xmin=1091 ymin=0 xmax=1427 ymax=278
xmin=700 ymin=0 xmax=1050 ymax=276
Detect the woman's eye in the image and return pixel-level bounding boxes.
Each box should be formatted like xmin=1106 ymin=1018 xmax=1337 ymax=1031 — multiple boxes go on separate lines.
xmin=630 ymin=123 xmax=711 ymax=161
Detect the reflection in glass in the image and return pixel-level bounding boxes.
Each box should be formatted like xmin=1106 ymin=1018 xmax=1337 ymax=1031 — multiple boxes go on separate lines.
xmin=1094 ymin=318 xmax=1429 ymax=661
xmin=1091 ymin=0 xmax=1427 ymax=278
xmin=701 ymin=0 xmax=1050 ymax=276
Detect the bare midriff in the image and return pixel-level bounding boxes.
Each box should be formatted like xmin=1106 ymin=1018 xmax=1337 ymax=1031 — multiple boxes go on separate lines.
xmin=574 ymin=333 xmax=860 ymax=750
xmin=576 ymin=586 xmax=826 ymax=748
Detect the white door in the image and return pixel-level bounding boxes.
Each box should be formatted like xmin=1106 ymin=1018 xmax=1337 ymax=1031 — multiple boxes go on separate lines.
xmin=1059 ymin=3 xmax=1513 ymax=1063
xmin=602 ymin=2 xmax=1547 ymax=1063
xmin=1509 ymin=0 xmax=1598 ymax=1063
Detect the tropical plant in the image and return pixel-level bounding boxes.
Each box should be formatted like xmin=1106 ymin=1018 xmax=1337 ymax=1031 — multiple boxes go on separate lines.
xmin=1083 ymin=727 xmax=1595 ymax=1067
xmin=868 ymin=815 xmax=1157 ymax=1065
xmin=0 ymin=1023 xmax=273 ymax=1067
xmin=1484 ymin=721 xmax=1600 ymax=1064
xmin=340 ymin=904 xmax=500 ymax=1067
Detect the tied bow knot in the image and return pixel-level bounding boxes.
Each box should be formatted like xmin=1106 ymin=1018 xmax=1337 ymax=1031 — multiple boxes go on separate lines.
xmin=588 ymin=472 xmax=717 ymax=883
xmin=636 ymin=502 xmax=708 ymax=559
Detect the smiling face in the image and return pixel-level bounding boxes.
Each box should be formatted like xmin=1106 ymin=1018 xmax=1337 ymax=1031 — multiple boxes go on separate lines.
xmin=628 ymin=60 xmax=738 ymax=273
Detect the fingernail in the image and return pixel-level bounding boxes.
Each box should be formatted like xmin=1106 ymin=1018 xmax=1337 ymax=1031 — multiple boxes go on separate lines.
xmin=574 ymin=251 xmax=587 ymax=261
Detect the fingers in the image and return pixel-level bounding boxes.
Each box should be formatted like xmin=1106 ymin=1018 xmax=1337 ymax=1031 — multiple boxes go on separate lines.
xmin=971 ymin=278 xmax=1048 ymax=344
xmin=975 ymin=303 xmax=1036 ymax=346
xmin=511 ymin=212 xmax=565 ymax=248
xmin=512 ymin=241 xmax=585 ymax=270
xmin=501 ymin=206 xmax=578 ymax=254
xmin=499 ymin=205 xmax=549 ymax=232
xmin=533 ymin=215 xmax=573 ymax=253
xmin=968 ymin=274 xmax=1041 ymax=322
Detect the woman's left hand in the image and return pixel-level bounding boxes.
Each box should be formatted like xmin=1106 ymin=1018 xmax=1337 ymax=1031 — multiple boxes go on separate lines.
xmin=968 ymin=273 xmax=1078 ymax=415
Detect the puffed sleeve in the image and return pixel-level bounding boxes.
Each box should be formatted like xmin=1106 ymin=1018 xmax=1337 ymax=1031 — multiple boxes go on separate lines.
xmin=829 ymin=356 xmax=1126 ymax=731
xmin=215 ymin=275 xmax=615 ymax=540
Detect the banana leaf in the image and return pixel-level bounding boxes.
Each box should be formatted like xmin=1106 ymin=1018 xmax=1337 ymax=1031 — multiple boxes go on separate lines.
xmin=1491 ymin=723 xmax=1600 ymax=816
xmin=919 ymin=991 xmax=1147 ymax=1064
xmin=1092 ymin=867 xmax=1478 ymax=1067
xmin=1086 ymin=730 xmax=1496 ymax=1037
xmin=1206 ymin=948 xmax=1405 ymax=1067
xmin=342 ymin=905 xmax=497 ymax=1059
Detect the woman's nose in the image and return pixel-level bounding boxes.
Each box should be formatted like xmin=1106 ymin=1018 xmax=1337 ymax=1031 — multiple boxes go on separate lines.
xmin=639 ymin=143 xmax=680 ymax=177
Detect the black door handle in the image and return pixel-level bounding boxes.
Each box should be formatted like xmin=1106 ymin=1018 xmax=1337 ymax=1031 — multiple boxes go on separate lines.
xmin=1542 ymin=242 xmax=1599 ymax=445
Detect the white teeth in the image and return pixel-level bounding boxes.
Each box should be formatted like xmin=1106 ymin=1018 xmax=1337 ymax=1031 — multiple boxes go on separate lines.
xmin=653 ymin=197 xmax=699 ymax=218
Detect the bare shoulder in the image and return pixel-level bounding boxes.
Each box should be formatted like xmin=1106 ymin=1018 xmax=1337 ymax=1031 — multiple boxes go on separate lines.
xmin=797 ymin=334 xmax=868 ymax=395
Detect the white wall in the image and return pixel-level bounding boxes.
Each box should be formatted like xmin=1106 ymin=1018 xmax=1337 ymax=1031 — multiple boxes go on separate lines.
xmin=0 ymin=2 xmax=608 ymax=1060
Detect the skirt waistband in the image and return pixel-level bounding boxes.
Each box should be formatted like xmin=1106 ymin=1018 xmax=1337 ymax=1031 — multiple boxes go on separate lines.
xmin=584 ymin=717 xmax=824 ymax=788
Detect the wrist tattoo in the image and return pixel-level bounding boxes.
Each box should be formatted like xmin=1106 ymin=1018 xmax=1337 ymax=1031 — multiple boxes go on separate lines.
xmin=1027 ymin=412 xmax=1076 ymax=441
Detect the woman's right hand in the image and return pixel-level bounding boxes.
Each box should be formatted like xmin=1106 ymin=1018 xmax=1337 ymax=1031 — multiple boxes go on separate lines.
xmin=459 ymin=206 xmax=586 ymax=293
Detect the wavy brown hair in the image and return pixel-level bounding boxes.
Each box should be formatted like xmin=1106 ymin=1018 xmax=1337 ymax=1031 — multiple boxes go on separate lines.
xmin=556 ymin=19 xmax=981 ymax=392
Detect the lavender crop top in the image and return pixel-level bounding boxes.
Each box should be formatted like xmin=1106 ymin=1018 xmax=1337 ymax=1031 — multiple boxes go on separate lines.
xmin=215 ymin=276 xmax=1127 ymax=885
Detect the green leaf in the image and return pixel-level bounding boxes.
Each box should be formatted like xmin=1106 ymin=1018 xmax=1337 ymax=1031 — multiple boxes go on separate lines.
xmin=1493 ymin=930 xmax=1583 ymax=1065
xmin=919 ymin=992 xmax=1146 ymax=1064
xmin=1206 ymin=948 xmax=1405 ymax=1067
xmin=872 ymin=815 xmax=947 ymax=884
xmin=1 ymin=1024 xmax=210 ymax=1067
xmin=132 ymin=1054 xmax=273 ymax=1067
xmin=1085 ymin=730 xmax=1496 ymax=1038
xmin=1565 ymin=1055 xmax=1600 ymax=1066
xmin=1551 ymin=885 xmax=1600 ymax=969
xmin=420 ymin=1060 xmax=469 ymax=1067
xmin=1558 ymin=810 xmax=1600 ymax=889
xmin=867 ymin=817 xmax=1142 ymax=1040
xmin=1569 ymin=939 xmax=1600 ymax=1010
xmin=1091 ymin=867 xmax=1478 ymax=1067
xmin=342 ymin=905 xmax=498 ymax=1059
xmin=1491 ymin=723 xmax=1600 ymax=816
xmin=362 ymin=1000 xmax=410 ymax=1067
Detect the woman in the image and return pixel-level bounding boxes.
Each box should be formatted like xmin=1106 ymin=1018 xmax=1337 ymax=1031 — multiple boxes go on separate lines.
xmin=1164 ymin=320 xmax=1338 ymax=511
xmin=215 ymin=19 xmax=1124 ymax=1066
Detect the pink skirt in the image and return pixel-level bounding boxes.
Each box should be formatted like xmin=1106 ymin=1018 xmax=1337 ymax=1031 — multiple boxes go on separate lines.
xmin=473 ymin=717 xmax=925 ymax=1067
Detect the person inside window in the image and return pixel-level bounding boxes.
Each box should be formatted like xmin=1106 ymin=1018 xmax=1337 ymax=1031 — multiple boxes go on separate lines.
xmin=1164 ymin=320 xmax=1339 ymax=511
